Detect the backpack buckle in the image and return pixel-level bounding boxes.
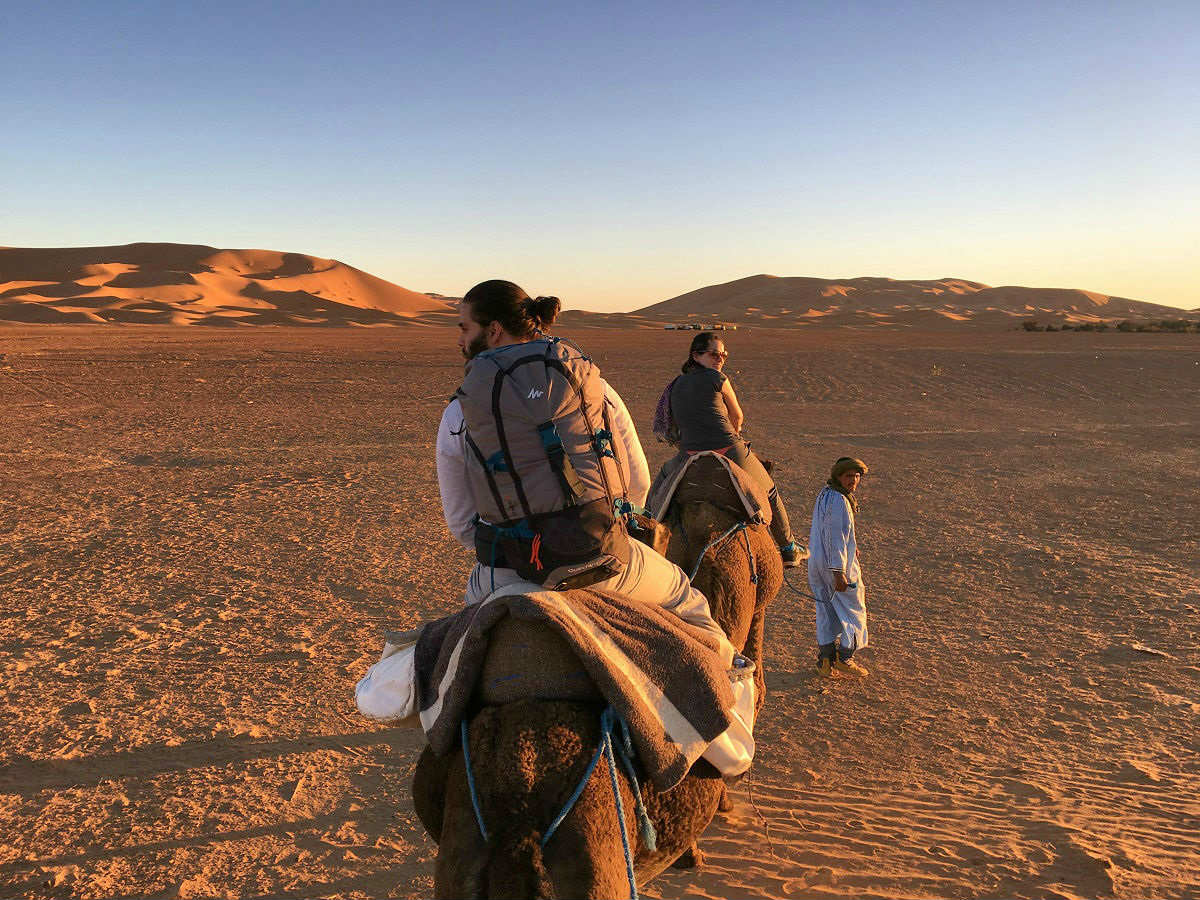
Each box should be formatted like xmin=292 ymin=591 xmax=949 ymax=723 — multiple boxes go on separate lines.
xmin=537 ymin=421 xmax=585 ymax=502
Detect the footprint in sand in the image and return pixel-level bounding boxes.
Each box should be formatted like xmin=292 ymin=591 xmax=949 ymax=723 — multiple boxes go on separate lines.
xmin=999 ymin=775 xmax=1058 ymax=802
xmin=59 ymin=699 xmax=95 ymax=718
xmin=781 ymin=866 xmax=837 ymax=893
xmin=1016 ymin=820 xmax=1117 ymax=897
xmin=1114 ymin=759 xmax=1162 ymax=784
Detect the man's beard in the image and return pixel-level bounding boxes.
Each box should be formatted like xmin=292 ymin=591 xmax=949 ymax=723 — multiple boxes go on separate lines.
xmin=462 ymin=333 xmax=489 ymax=360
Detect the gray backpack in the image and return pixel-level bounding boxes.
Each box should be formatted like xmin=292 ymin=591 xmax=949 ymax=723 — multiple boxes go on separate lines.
xmin=456 ymin=336 xmax=632 ymax=589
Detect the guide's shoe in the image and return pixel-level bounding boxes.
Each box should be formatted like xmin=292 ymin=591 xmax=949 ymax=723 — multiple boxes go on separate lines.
xmin=815 ymin=657 xmax=836 ymax=678
xmin=833 ymin=657 xmax=869 ymax=678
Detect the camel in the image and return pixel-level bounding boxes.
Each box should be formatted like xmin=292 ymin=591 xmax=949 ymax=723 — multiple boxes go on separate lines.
xmin=411 ymin=455 xmax=782 ymax=898
xmin=659 ymin=453 xmax=783 ymax=714
xmin=412 ymin=621 xmax=727 ymax=898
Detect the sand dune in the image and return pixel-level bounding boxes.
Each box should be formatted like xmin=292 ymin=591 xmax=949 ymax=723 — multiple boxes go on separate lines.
xmin=633 ymin=274 xmax=1196 ymax=330
xmin=0 ymin=326 xmax=1196 ymax=898
xmin=0 ymin=243 xmax=453 ymax=327
xmin=5 ymin=247 xmax=1193 ymax=331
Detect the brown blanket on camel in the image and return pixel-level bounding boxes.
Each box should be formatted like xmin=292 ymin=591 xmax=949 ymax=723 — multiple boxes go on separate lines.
xmin=414 ymin=583 xmax=735 ymax=790
xmin=648 ymin=449 xmax=770 ymax=526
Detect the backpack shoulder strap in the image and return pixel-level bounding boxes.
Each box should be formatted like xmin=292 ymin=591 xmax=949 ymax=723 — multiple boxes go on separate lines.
xmin=599 ymin=392 xmax=629 ymax=501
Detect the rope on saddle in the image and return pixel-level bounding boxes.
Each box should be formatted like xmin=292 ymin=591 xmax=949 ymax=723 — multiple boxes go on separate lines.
xmin=459 ymin=706 xmax=655 ymax=900
xmin=606 ymin=709 xmax=657 ymax=855
xmin=687 ymin=521 xmax=748 ymax=582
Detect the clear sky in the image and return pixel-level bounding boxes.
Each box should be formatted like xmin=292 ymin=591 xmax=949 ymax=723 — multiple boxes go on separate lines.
xmin=4 ymin=1 xmax=1197 ymax=311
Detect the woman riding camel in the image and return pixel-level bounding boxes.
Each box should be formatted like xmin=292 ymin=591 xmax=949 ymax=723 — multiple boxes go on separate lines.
xmin=666 ymin=332 xmax=805 ymax=567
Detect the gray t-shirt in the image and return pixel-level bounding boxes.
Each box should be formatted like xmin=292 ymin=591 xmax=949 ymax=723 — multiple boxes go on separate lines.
xmin=670 ymin=366 xmax=738 ymax=451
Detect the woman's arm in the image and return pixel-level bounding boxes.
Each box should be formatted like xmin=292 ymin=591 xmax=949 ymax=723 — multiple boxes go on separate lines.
xmin=720 ymin=377 xmax=744 ymax=435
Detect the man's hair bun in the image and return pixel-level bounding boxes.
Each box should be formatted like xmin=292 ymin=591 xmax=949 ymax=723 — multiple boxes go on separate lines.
xmin=464 ymin=280 xmax=560 ymax=338
xmin=526 ymin=295 xmax=561 ymax=329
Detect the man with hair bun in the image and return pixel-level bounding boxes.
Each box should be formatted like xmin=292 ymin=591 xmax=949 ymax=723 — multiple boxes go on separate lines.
xmin=435 ymin=279 xmax=737 ymax=664
xmin=808 ymin=457 xmax=870 ymax=678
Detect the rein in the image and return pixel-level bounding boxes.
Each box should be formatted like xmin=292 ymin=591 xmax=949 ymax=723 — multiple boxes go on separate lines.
xmin=686 ymin=521 xmax=748 ymax=582
xmin=460 ymin=706 xmax=655 ymax=900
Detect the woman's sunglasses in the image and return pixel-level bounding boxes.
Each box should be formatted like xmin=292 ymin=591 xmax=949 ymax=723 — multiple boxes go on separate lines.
xmin=702 ymin=349 xmax=729 ymax=360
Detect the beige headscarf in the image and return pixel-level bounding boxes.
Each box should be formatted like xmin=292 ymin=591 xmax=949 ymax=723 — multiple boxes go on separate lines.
xmin=827 ymin=457 xmax=868 ymax=512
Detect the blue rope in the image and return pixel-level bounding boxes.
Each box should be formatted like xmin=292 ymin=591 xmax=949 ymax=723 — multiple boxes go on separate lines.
xmin=781 ymin=568 xmax=820 ymax=603
xmin=541 ymin=708 xmax=656 ymax=854
xmin=687 ymin=521 xmax=748 ymax=582
xmin=611 ymin=713 xmax=657 ymax=853
xmin=541 ymin=722 xmax=609 ymax=846
xmin=781 ymin=568 xmax=858 ymax=605
xmin=462 ymin=708 xmax=648 ymax=899
xmin=740 ymin=527 xmax=758 ymax=585
xmin=596 ymin=708 xmax=640 ymax=899
xmin=461 ymin=719 xmax=489 ymax=842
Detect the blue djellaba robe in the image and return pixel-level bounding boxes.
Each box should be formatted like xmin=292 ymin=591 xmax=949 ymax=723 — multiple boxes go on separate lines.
xmin=807 ymin=485 xmax=868 ymax=653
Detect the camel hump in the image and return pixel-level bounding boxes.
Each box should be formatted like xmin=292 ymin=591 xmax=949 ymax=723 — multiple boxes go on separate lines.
xmin=476 ymin=616 xmax=604 ymax=706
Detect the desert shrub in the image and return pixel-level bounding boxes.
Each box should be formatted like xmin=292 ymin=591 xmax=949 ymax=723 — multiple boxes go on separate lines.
xmin=1023 ymin=317 xmax=1194 ymax=334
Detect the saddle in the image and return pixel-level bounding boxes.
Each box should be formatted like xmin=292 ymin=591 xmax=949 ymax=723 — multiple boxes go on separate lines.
xmin=648 ymin=451 xmax=771 ymax=526
xmin=475 ymin=616 xmax=603 ymax=706
xmin=672 ymin=456 xmax=754 ymax=518
xmin=471 ymin=606 xmax=757 ymax=787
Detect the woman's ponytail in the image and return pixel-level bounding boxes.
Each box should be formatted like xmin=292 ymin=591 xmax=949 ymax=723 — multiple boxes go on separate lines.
xmin=681 ymin=332 xmax=716 ymax=373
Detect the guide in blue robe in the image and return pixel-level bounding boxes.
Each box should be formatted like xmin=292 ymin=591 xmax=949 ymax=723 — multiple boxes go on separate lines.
xmin=807 ymin=484 xmax=868 ymax=654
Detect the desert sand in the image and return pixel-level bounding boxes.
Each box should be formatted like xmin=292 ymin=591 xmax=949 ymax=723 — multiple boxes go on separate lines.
xmin=0 ymin=325 xmax=1197 ymax=899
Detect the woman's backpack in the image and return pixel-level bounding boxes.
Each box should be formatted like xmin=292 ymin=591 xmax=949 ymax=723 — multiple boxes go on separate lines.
xmin=456 ymin=337 xmax=633 ymax=589
xmin=652 ymin=377 xmax=680 ymax=446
